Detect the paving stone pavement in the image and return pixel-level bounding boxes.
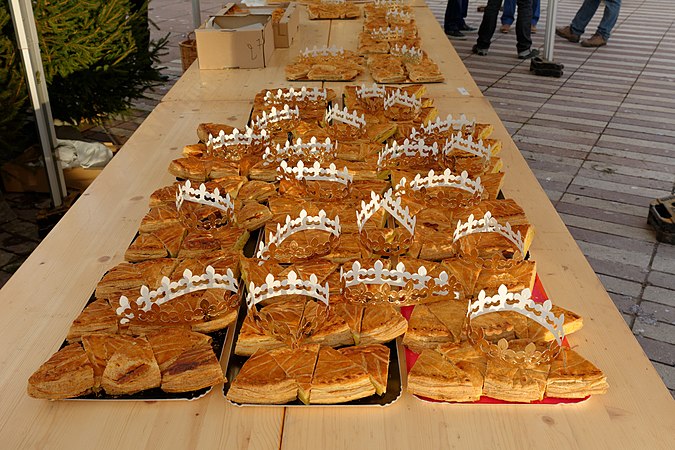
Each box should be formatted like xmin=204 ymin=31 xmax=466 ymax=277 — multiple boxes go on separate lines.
xmin=1 ymin=0 xmax=673 ymax=397
xmin=426 ymin=0 xmax=675 ymax=396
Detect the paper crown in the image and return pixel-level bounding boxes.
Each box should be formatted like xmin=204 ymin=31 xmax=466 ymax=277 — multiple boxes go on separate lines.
xmin=278 ymin=160 xmax=353 ymax=201
xmin=377 ymin=138 xmax=442 ymax=170
xmin=374 ymin=0 xmax=407 ymax=5
xmin=262 ymin=136 xmax=336 ymax=166
xmin=325 ymin=105 xmax=366 ymax=129
xmin=175 ymin=180 xmax=236 ymax=228
xmin=394 ymin=169 xmax=484 ymax=209
xmin=256 ymin=209 xmax=341 ymax=262
xmin=263 ymin=87 xmax=327 ymax=105
xmin=370 ymin=26 xmax=404 ymax=40
xmin=390 ymin=44 xmax=423 ymax=61
xmin=386 ymin=8 xmax=413 ymax=23
xmin=384 ymin=88 xmax=421 ymax=110
xmin=340 ymin=259 xmax=460 ymax=305
xmin=246 ymin=271 xmax=330 ymax=309
xmin=410 ymin=114 xmax=475 ymax=140
xmin=116 ymin=266 xmax=239 ymax=325
xmin=357 ymin=189 xmax=416 ymax=255
xmin=466 ymin=285 xmax=565 ymax=365
xmin=252 ymin=104 xmax=301 ymax=131
xmin=444 ymin=132 xmax=492 ymax=162
xmin=356 ymin=83 xmax=386 ymax=100
xmin=207 ymin=127 xmax=269 ymax=158
xmin=321 ymin=0 xmax=346 ymax=3
xmin=301 ymin=46 xmax=345 ymax=58
xmin=453 ymin=211 xmax=525 ymax=257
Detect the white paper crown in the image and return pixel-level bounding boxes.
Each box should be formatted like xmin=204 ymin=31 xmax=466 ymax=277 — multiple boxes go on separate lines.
xmin=384 ymin=88 xmax=421 ymax=111
xmin=278 ymin=160 xmax=352 ymax=186
xmin=263 ymin=86 xmax=327 ymax=105
xmin=175 ymin=180 xmax=235 ymax=216
xmin=301 ymin=46 xmax=345 ymax=58
xmin=262 ymin=136 xmax=336 ymax=166
xmin=377 ymin=138 xmax=442 ymax=169
xmin=252 ymin=104 xmax=300 ymax=130
xmin=374 ymin=0 xmax=406 ymax=5
xmin=356 ymin=83 xmax=386 ymax=100
xmin=396 ymin=169 xmax=484 ymax=197
xmin=246 ymin=271 xmax=329 ymax=309
xmin=321 ymin=0 xmax=346 ymax=4
xmin=357 ymin=188 xmax=416 ymax=235
xmin=370 ymin=26 xmax=405 ymax=40
xmin=207 ymin=127 xmax=268 ymax=150
xmin=325 ymin=105 xmax=366 ymax=129
xmin=342 ymin=260 xmax=451 ymax=293
xmin=453 ymin=211 xmax=525 ymax=256
xmin=386 ymin=8 xmax=412 ymax=22
xmin=116 ymin=266 xmax=239 ymax=324
xmin=410 ymin=114 xmax=475 ymax=139
xmin=256 ymin=209 xmax=341 ymax=261
xmin=390 ymin=44 xmax=423 ymax=60
xmin=468 ymin=285 xmax=565 ymax=346
xmin=444 ymin=133 xmax=492 ymax=161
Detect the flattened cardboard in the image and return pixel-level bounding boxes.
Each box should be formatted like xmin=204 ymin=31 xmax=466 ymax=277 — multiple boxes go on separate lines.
xmin=196 ymin=15 xmax=274 ymax=69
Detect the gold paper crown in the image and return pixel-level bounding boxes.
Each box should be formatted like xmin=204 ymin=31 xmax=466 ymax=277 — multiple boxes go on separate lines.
xmin=116 ymin=266 xmax=240 ymax=326
xmin=207 ymin=127 xmax=269 ymax=158
xmin=394 ymin=169 xmax=484 ymax=209
xmin=176 ymin=180 xmax=236 ymax=229
xmin=466 ymin=285 xmax=565 ymax=365
xmin=256 ymin=209 xmax=342 ymax=262
xmin=356 ymin=189 xmax=416 ymax=255
xmin=377 ymin=138 xmax=443 ymax=170
xmin=277 ymin=160 xmax=353 ymax=201
xmin=340 ymin=259 xmax=461 ymax=305
xmin=453 ymin=211 xmax=525 ymax=257
xmin=262 ymin=136 xmax=336 ymax=166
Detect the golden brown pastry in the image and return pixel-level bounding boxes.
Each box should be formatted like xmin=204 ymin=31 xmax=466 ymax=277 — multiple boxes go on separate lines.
xmin=95 ymin=259 xmax=179 ymax=301
xmin=359 ymin=303 xmax=408 ymax=345
xmin=310 ymin=346 xmax=376 ymax=404
xmin=545 ymin=348 xmax=608 ymax=398
xmin=100 ymin=336 xmax=161 ymax=396
xmin=161 ymin=341 xmax=224 ymax=393
xmin=270 ymin=344 xmax=321 ymax=404
xmin=67 ymin=299 xmax=119 ymax=342
xmin=407 ymin=349 xmax=481 ymax=402
xmin=227 ymin=348 xmax=299 ymax=404
xmin=27 ymin=343 xmax=95 ymax=399
xmin=339 ymin=344 xmax=390 ymax=395
xmin=81 ymin=333 xmax=132 ymax=389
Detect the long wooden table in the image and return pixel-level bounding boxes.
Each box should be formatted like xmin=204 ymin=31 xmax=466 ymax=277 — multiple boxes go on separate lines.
xmin=1 ymin=3 xmax=673 ymax=449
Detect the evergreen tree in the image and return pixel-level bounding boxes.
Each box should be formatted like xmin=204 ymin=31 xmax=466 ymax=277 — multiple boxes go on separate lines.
xmin=0 ymin=0 xmax=167 ymax=161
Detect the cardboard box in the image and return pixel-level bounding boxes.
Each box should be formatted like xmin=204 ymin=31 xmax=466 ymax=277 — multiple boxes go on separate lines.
xmin=1 ymin=146 xmax=50 ymax=193
xmin=271 ymin=3 xmax=299 ymax=48
xmin=195 ymin=13 xmax=275 ymax=69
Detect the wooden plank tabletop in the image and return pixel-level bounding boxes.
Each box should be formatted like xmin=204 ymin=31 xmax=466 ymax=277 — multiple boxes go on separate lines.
xmin=0 ymin=3 xmax=673 ymax=449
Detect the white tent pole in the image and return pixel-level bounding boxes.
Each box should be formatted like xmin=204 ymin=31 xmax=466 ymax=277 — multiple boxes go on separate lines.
xmin=8 ymin=0 xmax=66 ymax=207
xmin=543 ymin=0 xmax=558 ymax=61
xmin=192 ymin=0 xmax=202 ymax=28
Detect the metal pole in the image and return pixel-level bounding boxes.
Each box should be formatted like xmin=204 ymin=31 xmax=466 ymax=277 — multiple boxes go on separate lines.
xmin=8 ymin=0 xmax=66 ymax=207
xmin=543 ymin=0 xmax=558 ymax=61
xmin=192 ymin=0 xmax=202 ymax=29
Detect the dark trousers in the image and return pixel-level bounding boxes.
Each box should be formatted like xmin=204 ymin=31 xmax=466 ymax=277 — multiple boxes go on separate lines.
xmin=477 ymin=0 xmax=533 ymax=53
xmin=444 ymin=0 xmax=469 ymax=33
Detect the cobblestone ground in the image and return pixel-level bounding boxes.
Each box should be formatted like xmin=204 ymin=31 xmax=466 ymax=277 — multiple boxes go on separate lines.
xmin=1 ymin=0 xmax=673 ymax=396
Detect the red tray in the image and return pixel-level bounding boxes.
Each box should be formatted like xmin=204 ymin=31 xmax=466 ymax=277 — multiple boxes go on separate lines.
xmin=400 ymin=275 xmax=589 ymax=404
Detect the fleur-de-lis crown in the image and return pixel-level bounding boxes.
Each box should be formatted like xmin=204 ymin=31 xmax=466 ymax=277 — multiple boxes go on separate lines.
xmin=262 ymin=136 xmax=336 ymax=166
xmin=263 ymin=87 xmax=327 ymax=104
xmin=301 ymin=46 xmax=345 ymax=58
xmin=453 ymin=211 xmax=525 ymax=257
xmin=444 ymin=132 xmax=492 ymax=161
xmin=325 ymin=105 xmax=366 ymax=129
xmin=176 ymin=180 xmax=235 ymax=219
xmin=356 ymin=188 xmax=416 ymax=235
xmin=395 ymin=169 xmax=484 ymax=197
xmin=246 ymin=271 xmax=329 ymax=309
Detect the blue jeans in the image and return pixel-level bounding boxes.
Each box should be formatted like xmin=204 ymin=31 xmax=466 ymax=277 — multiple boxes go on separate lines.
xmin=570 ymin=0 xmax=622 ymax=40
xmin=501 ymin=0 xmax=540 ymax=26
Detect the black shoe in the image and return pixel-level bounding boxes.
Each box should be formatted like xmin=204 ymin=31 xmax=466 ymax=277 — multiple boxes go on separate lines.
xmin=460 ymin=23 xmax=477 ymax=33
xmin=518 ymin=48 xmax=540 ymax=59
xmin=472 ymin=44 xmax=488 ymax=56
xmin=446 ymin=30 xmax=467 ymax=40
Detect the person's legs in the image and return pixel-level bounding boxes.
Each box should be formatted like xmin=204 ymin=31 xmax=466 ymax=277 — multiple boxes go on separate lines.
xmin=570 ymin=0 xmax=601 ymax=36
xmin=532 ymin=0 xmax=540 ymax=26
xmin=445 ymin=0 xmax=463 ymax=32
xmin=514 ymin=0 xmax=533 ymax=54
xmin=595 ymin=0 xmax=621 ymax=40
xmin=501 ymin=0 xmax=516 ymax=25
xmin=476 ymin=0 xmax=504 ymax=50
xmin=460 ymin=0 xmax=477 ymax=31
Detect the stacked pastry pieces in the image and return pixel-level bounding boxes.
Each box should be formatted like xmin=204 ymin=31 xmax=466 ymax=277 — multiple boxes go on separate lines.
xmin=307 ymin=0 xmax=361 ymax=20
xmin=359 ymin=3 xmax=444 ymax=83
xmin=286 ymin=46 xmax=365 ymax=81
